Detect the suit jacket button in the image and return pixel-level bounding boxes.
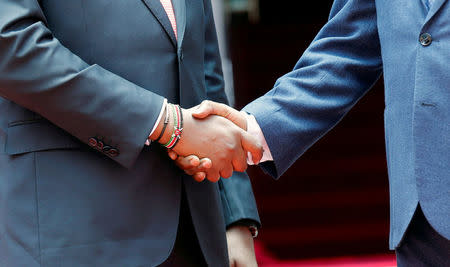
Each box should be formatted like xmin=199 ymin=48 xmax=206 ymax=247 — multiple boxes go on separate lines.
xmin=88 ymin=137 xmax=98 ymax=147
xmin=419 ymin=33 xmax=432 ymax=46
xmin=108 ymin=148 xmax=119 ymax=157
xmin=179 ymin=50 xmax=184 ymax=60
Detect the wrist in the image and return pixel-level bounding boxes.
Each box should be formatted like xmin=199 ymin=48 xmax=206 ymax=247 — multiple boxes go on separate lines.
xmin=149 ymin=105 xmax=168 ymax=141
xmin=168 ymin=107 xmax=190 ymax=151
xmin=227 ymin=219 xmax=260 ymax=238
xmin=161 ymin=104 xmax=184 ymax=149
xmin=227 ymin=225 xmax=256 ymax=240
xmin=150 ymin=104 xmax=174 ymax=145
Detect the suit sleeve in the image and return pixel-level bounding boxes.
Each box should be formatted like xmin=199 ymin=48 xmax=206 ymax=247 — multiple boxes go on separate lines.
xmin=202 ymin=0 xmax=261 ymax=227
xmin=243 ymin=0 xmax=383 ymax=178
xmin=0 ymin=0 xmax=164 ymax=168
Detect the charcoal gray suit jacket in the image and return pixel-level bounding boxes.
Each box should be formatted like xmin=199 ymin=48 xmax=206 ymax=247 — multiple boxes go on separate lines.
xmin=0 ymin=0 xmax=260 ymax=266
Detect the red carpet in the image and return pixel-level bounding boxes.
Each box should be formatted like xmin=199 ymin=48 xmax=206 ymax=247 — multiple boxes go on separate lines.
xmin=255 ymin=242 xmax=397 ymax=267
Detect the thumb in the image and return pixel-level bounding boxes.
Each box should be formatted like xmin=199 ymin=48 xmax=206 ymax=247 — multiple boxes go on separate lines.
xmin=191 ymin=100 xmax=215 ymax=119
xmin=193 ymin=101 xmax=248 ymax=130
xmin=167 ymin=149 xmax=178 ymax=160
xmin=192 ymin=100 xmax=232 ymax=119
xmin=241 ymin=131 xmax=263 ymax=165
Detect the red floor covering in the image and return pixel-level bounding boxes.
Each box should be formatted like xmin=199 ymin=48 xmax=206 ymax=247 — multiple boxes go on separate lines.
xmin=255 ymin=242 xmax=397 ymax=267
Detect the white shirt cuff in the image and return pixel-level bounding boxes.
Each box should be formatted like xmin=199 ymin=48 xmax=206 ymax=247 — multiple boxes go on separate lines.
xmin=245 ymin=112 xmax=273 ymax=165
xmin=145 ymin=99 xmax=168 ymax=146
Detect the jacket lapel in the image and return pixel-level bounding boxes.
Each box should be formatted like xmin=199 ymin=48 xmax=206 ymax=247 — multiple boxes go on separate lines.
xmin=141 ymin=0 xmax=177 ymax=47
xmin=423 ymin=0 xmax=447 ymax=25
xmin=172 ymin=0 xmax=186 ymax=49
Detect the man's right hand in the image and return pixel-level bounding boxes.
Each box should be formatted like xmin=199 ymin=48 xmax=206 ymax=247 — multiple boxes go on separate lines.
xmin=152 ymin=104 xmax=263 ymax=182
xmin=167 ymin=101 xmax=256 ymax=182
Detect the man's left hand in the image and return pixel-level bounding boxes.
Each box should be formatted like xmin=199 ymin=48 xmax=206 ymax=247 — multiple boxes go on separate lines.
xmin=226 ymin=225 xmax=258 ymax=267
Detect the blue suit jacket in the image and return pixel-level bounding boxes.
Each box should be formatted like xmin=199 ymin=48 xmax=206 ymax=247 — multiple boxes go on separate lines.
xmin=244 ymin=0 xmax=449 ymax=249
xmin=0 ymin=0 xmax=259 ymax=266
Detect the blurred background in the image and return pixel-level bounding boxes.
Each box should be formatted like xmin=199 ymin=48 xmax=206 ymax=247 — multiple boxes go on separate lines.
xmin=212 ymin=0 xmax=395 ymax=265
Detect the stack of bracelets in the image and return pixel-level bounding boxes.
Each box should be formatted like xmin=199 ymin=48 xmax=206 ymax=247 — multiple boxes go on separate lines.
xmin=154 ymin=103 xmax=184 ymax=149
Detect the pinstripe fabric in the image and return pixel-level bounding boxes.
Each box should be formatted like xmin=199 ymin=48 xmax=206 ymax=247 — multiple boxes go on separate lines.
xmin=160 ymin=0 xmax=177 ymax=39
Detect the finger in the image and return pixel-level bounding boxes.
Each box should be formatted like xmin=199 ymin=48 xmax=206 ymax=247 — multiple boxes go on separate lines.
xmin=220 ymin=164 xmax=233 ymax=179
xmin=232 ymin=146 xmax=248 ymax=173
xmin=206 ymin=169 xmax=221 ymax=183
xmin=220 ymin=108 xmax=247 ymax=130
xmin=199 ymin=158 xmax=212 ymax=169
xmin=167 ymin=149 xmax=178 ymax=160
xmin=185 ymin=159 xmax=212 ymax=176
xmin=193 ymin=172 xmax=206 ymax=182
xmin=175 ymin=155 xmax=200 ymax=170
xmin=188 ymin=156 xmax=200 ymax=167
xmin=241 ymin=131 xmax=263 ymax=164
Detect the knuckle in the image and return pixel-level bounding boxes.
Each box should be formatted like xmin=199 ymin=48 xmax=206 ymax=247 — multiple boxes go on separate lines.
xmin=179 ymin=162 xmax=190 ymax=169
xmin=176 ymin=158 xmax=186 ymax=166
xmin=194 ymin=173 xmax=205 ymax=182
xmin=226 ymin=145 xmax=235 ymax=153
xmin=227 ymin=141 xmax=238 ymax=151
xmin=175 ymin=162 xmax=184 ymax=169
xmin=221 ymin=172 xmax=232 ymax=179
xmin=236 ymin=165 xmax=247 ymax=173
xmin=220 ymin=165 xmax=233 ymax=178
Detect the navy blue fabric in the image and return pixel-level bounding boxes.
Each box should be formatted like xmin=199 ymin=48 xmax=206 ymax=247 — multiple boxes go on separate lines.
xmin=396 ymin=206 xmax=450 ymax=267
xmin=244 ymin=0 xmax=449 ymax=249
xmin=0 ymin=0 xmax=260 ymax=266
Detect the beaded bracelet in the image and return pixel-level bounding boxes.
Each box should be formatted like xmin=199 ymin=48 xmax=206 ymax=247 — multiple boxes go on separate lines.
xmin=154 ymin=104 xmax=169 ymax=143
xmin=162 ymin=104 xmax=176 ymax=148
xmin=163 ymin=104 xmax=183 ymax=149
xmin=171 ymin=105 xmax=183 ymax=149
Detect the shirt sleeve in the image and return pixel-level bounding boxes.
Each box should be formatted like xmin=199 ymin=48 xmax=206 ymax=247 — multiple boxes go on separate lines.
xmin=245 ymin=112 xmax=274 ymax=165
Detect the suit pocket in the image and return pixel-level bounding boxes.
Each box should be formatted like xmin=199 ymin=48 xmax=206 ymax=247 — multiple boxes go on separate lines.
xmin=6 ymin=119 xmax=80 ymax=155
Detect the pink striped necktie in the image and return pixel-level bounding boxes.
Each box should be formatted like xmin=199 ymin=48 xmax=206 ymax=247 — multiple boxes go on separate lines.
xmin=160 ymin=0 xmax=178 ymax=40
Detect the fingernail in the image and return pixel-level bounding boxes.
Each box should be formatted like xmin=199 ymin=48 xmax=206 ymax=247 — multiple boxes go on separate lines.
xmin=202 ymin=162 xmax=212 ymax=169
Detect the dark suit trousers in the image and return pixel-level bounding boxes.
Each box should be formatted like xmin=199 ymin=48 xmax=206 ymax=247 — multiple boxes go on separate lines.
xmin=158 ymin=185 xmax=207 ymax=267
xmin=396 ymin=206 xmax=450 ymax=267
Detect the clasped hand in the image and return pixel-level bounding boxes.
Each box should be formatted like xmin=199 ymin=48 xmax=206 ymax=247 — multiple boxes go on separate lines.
xmin=168 ymin=101 xmax=261 ymax=182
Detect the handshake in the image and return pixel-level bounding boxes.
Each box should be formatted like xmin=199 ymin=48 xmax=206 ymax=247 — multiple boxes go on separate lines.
xmin=150 ymin=100 xmax=263 ymax=182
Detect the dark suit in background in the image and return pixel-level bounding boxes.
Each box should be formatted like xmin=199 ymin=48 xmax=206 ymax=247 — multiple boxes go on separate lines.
xmin=0 ymin=0 xmax=259 ymax=266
